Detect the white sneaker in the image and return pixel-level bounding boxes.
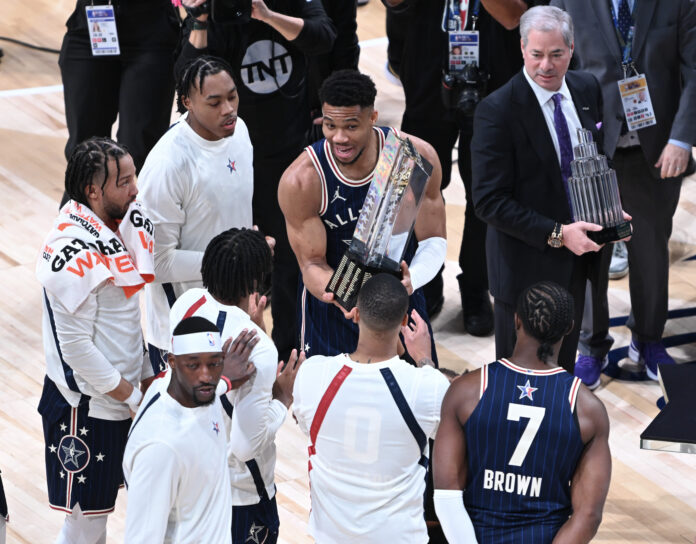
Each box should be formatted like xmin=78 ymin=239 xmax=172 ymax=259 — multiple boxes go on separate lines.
xmin=609 ymin=241 xmax=628 ymax=279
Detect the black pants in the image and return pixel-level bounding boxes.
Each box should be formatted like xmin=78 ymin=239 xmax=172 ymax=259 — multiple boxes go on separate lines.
xmin=253 ymin=148 xmax=303 ymax=363
xmin=581 ymin=146 xmax=683 ymax=349
xmin=494 ymin=247 xmax=612 ymax=374
xmin=59 ymin=0 xmax=179 ymax=172
xmin=401 ymin=114 xmax=488 ymax=301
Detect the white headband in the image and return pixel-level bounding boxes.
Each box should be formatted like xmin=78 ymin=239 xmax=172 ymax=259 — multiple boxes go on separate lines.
xmin=170 ymin=331 xmax=222 ymax=355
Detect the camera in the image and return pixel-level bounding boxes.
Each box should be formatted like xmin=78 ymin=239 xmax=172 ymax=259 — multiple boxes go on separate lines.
xmin=441 ymin=63 xmax=489 ymax=123
xmin=184 ymin=0 xmax=252 ymax=24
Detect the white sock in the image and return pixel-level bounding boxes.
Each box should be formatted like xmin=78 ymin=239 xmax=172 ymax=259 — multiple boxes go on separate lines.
xmin=55 ymin=504 xmax=107 ymax=544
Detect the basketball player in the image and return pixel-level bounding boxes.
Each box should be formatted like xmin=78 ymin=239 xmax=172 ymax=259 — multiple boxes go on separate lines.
xmin=169 ymin=228 xmax=300 ymax=544
xmin=433 ymin=281 xmax=611 ymax=543
xmin=293 ymin=273 xmax=451 ymax=543
xmin=278 ymin=69 xmax=447 ymax=360
xmin=36 ymin=138 xmax=155 ymax=543
xmin=138 ymin=55 xmax=257 ymax=375
xmin=122 ymin=316 xmax=263 ymax=542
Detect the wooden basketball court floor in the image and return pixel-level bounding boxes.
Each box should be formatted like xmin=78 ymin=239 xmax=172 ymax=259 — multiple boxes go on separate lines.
xmin=1 ymin=1 xmax=695 ymax=542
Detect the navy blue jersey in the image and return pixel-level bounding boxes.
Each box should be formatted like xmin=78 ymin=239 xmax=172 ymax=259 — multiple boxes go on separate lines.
xmin=464 ymin=359 xmax=584 ymax=543
xmin=298 ymin=126 xmax=435 ymax=360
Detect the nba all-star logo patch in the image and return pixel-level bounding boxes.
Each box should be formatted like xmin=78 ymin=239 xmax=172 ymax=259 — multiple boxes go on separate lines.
xmin=517 ymin=380 xmax=538 ymax=401
xmin=57 ymin=434 xmax=90 ymax=473
xmin=227 ymin=159 xmax=236 ymax=173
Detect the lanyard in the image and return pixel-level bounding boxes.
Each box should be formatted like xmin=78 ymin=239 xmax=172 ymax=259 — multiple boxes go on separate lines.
xmin=609 ymin=1 xmax=636 ymax=71
xmin=442 ymin=0 xmax=480 ymax=32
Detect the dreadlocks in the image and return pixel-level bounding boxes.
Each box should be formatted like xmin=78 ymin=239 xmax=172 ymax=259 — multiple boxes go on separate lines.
xmin=176 ymin=56 xmax=237 ymax=114
xmin=516 ymin=281 xmax=574 ymax=364
xmin=201 ymin=228 xmax=272 ymax=305
xmin=64 ymin=137 xmax=129 ymax=206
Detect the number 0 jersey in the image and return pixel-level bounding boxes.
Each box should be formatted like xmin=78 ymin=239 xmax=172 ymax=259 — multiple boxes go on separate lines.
xmin=464 ymin=359 xmax=585 ymax=543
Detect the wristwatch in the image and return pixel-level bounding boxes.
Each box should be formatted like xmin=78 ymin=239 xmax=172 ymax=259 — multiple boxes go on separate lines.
xmin=547 ymin=223 xmax=564 ymax=248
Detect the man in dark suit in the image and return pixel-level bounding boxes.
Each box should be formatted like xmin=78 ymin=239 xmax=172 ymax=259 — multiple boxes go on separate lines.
xmin=471 ymin=5 xmax=617 ymax=373
xmin=551 ymin=0 xmax=696 ymax=386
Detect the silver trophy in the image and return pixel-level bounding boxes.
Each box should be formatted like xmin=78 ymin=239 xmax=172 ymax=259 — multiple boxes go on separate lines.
xmin=567 ymin=128 xmax=632 ymax=244
xmin=326 ymin=132 xmax=433 ymax=310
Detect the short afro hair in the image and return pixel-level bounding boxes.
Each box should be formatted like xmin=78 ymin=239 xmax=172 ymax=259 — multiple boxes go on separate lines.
xmin=357 ymin=273 xmax=409 ymax=332
xmin=319 ymin=69 xmax=377 ymax=109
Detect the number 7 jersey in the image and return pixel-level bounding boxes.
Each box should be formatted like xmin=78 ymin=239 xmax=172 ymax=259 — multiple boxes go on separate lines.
xmin=464 ymin=359 xmax=584 ymax=544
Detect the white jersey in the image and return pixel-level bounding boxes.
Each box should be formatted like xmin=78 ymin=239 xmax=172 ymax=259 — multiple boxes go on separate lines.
xmin=293 ymin=354 xmax=450 ymax=544
xmin=41 ymin=282 xmax=151 ymax=421
xmin=138 ymin=114 xmax=254 ymax=351
xmin=123 ymin=374 xmax=232 ymax=544
xmin=170 ymin=288 xmax=287 ymax=505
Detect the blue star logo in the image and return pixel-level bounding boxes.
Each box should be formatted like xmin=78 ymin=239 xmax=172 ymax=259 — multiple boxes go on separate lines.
xmin=517 ymin=379 xmax=538 ymax=401
xmin=227 ymin=159 xmax=236 ymax=173
xmin=61 ymin=438 xmax=86 ymax=468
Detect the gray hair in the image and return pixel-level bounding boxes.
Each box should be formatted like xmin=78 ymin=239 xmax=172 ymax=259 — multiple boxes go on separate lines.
xmin=520 ymin=6 xmax=574 ymax=48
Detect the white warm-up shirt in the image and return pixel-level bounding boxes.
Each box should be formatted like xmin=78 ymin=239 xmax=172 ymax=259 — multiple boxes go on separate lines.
xmin=42 ymin=282 xmax=151 ymax=421
xmin=123 ymin=374 xmax=232 ymax=543
xmin=293 ymin=354 xmax=450 ymax=544
xmin=138 ymin=114 xmax=254 ymax=350
xmin=170 ymin=288 xmax=287 ymax=505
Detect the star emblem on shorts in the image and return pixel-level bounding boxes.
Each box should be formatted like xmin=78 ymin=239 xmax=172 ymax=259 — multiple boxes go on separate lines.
xmin=59 ymin=471 xmax=65 ymax=479
xmin=96 ymin=452 xmax=105 ymax=462
xmin=79 ymin=426 xmax=89 ymax=436
xmin=59 ymin=423 xmax=67 ymax=432
xmin=77 ymin=475 xmax=87 ymax=484
xmin=49 ymin=444 xmax=57 ymax=453
xmin=227 ymin=159 xmax=236 ymax=173
xmin=517 ymin=380 xmax=538 ymax=401
xmin=246 ymin=522 xmax=265 ymax=543
xmin=304 ymin=343 xmax=310 ymax=353
xmin=61 ymin=438 xmax=86 ymax=468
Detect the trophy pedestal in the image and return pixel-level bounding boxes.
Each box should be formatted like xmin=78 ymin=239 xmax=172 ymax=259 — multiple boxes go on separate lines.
xmin=587 ymin=221 xmax=632 ymax=244
xmin=326 ymin=252 xmax=400 ymax=311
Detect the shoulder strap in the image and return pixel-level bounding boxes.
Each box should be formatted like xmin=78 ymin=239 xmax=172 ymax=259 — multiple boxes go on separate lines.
xmin=379 ymin=367 xmax=428 ymax=469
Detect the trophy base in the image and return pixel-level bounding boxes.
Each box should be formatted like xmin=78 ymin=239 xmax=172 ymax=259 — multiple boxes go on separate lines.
xmin=587 ymin=221 xmax=632 ymax=244
xmin=326 ymin=252 xmax=400 ymax=311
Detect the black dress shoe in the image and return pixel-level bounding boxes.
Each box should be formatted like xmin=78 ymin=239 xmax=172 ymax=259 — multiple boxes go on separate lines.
xmin=463 ymin=292 xmax=494 ymax=336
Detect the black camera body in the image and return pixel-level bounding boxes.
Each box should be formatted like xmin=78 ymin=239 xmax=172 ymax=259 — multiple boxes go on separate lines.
xmin=185 ymin=0 xmax=252 ymax=24
xmin=441 ymin=64 xmax=489 ymax=124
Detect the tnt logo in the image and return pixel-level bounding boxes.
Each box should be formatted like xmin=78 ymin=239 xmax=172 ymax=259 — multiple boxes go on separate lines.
xmin=241 ymin=40 xmax=293 ymax=95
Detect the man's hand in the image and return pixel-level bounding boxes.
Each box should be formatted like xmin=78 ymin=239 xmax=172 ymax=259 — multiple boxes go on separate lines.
xmin=400 ymin=260 xmax=414 ymax=295
xmin=248 ymin=293 xmax=268 ymax=333
xmin=251 ymin=0 xmax=272 ymax=22
xmin=322 ymin=291 xmax=358 ymax=322
xmin=655 ymin=143 xmax=691 ymax=179
xmin=222 ymin=329 xmax=258 ymax=387
xmin=181 ymin=0 xmax=209 ymax=21
xmin=273 ymin=349 xmax=306 ymax=408
xmin=562 ymin=222 xmax=603 ymax=256
xmin=401 ymin=309 xmax=433 ymax=365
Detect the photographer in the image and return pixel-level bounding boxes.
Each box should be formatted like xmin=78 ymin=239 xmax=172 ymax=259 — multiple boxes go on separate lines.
xmin=385 ymin=0 xmax=538 ymax=336
xmin=176 ymin=0 xmax=336 ymax=363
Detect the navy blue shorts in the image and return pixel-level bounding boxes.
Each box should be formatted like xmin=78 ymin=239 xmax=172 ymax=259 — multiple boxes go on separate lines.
xmin=232 ymin=495 xmax=279 ymax=544
xmin=147 ymin=343 xmax=168 ymax=375
xmin=38 ymin=376 xmax=131 ymax=515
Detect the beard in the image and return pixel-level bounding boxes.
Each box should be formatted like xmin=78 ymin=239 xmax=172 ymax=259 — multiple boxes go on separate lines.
xmin=103 ymin=198 xmax=133 ymax=222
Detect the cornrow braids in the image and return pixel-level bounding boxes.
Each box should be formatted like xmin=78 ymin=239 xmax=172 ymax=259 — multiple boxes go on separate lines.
xmin=64 ymin=137 xmax=129 ymax=206
xmin=201 ymin=228 xmax=272 ymax=305
xmin=176 ymin=55 xmax=237 ymax=114
xmin=516 ymin=281 xmax=574 ymax=363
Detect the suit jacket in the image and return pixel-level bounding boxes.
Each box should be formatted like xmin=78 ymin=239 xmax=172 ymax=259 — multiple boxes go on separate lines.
xmin=472 ymin=70 xmax=603 ymax=306
xmin=552 ymin=0 xmax=696 ymax=173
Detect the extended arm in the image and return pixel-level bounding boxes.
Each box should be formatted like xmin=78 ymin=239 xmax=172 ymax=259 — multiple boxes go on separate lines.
xmin=278 ymin=154 xmax=335 ymax=302
xmin=552 ymin=388 xmax=611 ymax=543
xmin=125 ymin=443 xmax=179 ymax=542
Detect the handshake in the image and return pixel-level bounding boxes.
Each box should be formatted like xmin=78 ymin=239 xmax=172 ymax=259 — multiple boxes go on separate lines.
xmin=172 ymin=0 xmax=252 ymax=23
